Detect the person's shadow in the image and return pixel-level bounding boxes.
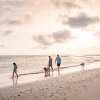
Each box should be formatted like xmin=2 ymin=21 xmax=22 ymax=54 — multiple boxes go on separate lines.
xmin=12 ymin=78 xmax=18 ymax=85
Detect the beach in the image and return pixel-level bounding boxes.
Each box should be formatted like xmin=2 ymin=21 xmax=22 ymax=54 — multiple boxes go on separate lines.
xmin=0 ymin=61 xmax=100 ymax=100
xmin=0 ymin=55 xmax=100 ymax=88
xmin=0 ymin=0 xmax=100 ymax=99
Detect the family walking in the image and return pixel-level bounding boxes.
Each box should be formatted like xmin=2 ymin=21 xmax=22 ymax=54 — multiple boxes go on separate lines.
xmin=48 ymin=55 xmax=61 ymax=71
xmin=44 ymin=55 xmax=61 ymax=77
xmin=12 ymin=55 xmax=85 ymax=78
xmin=12 ymin=55 xmax=62 ymax=78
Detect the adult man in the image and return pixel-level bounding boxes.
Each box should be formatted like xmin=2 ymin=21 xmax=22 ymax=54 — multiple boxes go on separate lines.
xmin=55 ymin=55 xmax=61 ymax=71
xmin=48 ymin=56 xmax=53 ymax=72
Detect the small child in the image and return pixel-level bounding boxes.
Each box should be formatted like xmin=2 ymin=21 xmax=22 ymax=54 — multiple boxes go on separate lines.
xmin=12 ymin=63 xmax=18 ymax=78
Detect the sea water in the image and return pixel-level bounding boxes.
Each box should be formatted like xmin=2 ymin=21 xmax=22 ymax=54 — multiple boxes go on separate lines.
xmin=0 ymin=55 xmax=100 ymax=88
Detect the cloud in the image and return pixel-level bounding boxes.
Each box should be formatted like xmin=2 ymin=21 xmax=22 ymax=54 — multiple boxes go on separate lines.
xmin=0 ymin=44 xmax=5 ymax=48
xmin=33 ymin=30 xmax=75 ymax=46
xmin=1 ymin=19 xmax=22 ymax=26
xmin=94 ymin=33 xmax=100 ymax=39
xmin=62 ymin=13 xmax=99 ymax=28
xmin=52 ymin=0 xmax=79 ymax=9
xmin=0 ymin=0 xmax=34 ymax=9
xmin=0 ymin=0 xmax=25 ymax=15
xmin=0 ymin=0 xmax=33 ymax=26
xmin=24 ymin=15 xmax=32 ymax=24
xmin=3 ymin=30 xmax=12 ymax=36
xmin=33 ymin=35 xmax=54 ymax=46
xmin=53 ymin=30 xmax=74 ymax=42
xmin=0 ymin=15 xmax=32 ymax=26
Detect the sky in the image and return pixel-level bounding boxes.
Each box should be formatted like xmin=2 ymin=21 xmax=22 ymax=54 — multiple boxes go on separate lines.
xmin=0 ymin=0 xmax=100 ymax=55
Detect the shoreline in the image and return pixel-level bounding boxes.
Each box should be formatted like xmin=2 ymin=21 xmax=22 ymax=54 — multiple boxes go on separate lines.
xmin=0 ymin=66 xmax=100 ymax=100
xmin=0 ymin=61 xmax=100 ymax=88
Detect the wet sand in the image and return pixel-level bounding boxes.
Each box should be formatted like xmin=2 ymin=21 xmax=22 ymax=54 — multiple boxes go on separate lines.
xmin=0 ymin=62 xmax=100 ymax=100
xmin=0 ymin=61 xmax=100 ymax=88
xmin=0 ymin=64 xmax=80 ymax=88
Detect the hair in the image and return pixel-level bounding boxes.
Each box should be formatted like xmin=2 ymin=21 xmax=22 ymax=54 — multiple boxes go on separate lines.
xmin=13 ymin=62 xmax=16 ymax=65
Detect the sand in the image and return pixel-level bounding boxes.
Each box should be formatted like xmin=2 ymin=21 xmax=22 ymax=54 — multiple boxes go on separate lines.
xmin=0 ymin=63 xmax=100 ymax=100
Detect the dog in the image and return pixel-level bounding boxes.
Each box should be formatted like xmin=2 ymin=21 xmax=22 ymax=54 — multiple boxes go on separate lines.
xmin=43 ymin=67 xmax=50 ymax=77
xmin=80 ymin=62 xmax=85 ymax=66
xmin=80 ymin=63 xmax=85 ymax=70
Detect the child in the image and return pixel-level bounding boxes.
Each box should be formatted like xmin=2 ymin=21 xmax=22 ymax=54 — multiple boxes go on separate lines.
xmin=12 ymin=63 xmax=18 ymax=78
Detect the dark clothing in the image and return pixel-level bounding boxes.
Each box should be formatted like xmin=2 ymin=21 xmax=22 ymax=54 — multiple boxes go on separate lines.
xmin=57 ymin=63 xmax=60 ymax=66
xmin=13 ymin=64 xmax=17 ymax=72
xmin=49 ymin=58 xmax=52 ymax=66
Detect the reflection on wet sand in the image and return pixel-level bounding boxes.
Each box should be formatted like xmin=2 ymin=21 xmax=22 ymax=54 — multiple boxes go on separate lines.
xmin=58 ymin=70 xmax=60 ymax=75
xmin=12 ymin=78 xmax=18 ymax=86
xmin=1 ymin=62 xmax=97 ymax=88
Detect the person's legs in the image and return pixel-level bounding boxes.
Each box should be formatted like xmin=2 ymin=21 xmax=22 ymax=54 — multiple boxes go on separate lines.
xmin=50 ymin=65 xmax=53 ymax=72
xmin=15 ymin=71 xmax=18 ymax=78
xmin=50 ymin=65 xmax=53 ymax=76
xmin=58 ymin=65 xmax=60 ymax=71
xmin=12 ymin=71 xmax=14 ymax=78
xmin=57 ymin=64 xmax=60 ymax=75
xmin=48 ymin=68 xmax=50 ymax=76
xmin=57 ymin=64 xmax=60 ymax=71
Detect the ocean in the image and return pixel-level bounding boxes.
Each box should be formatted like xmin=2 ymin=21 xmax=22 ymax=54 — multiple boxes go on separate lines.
xmin=0 ymin=55 xmax=100 ymax=88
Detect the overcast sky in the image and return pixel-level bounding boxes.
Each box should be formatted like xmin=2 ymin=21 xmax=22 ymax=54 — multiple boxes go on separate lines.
xmin=0 ymin=0 xmax=100 ymax=55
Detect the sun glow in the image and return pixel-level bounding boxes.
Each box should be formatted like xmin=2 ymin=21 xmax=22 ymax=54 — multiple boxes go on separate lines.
xmin=68 ymin=30 xmax=94 ymax=48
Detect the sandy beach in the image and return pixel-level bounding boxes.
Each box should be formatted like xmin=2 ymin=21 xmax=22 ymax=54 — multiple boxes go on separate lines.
xmin=0 ymin=62 xmax=100 ymax=100
xmin=0 ymin=0 xmax=100 ymax=99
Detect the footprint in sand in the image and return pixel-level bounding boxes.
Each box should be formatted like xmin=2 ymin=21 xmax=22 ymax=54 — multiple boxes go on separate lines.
xmin=63 ymin=98 xmax=66 ymax=100
xmin=18 ymin=94 xmax=20 ymax=97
